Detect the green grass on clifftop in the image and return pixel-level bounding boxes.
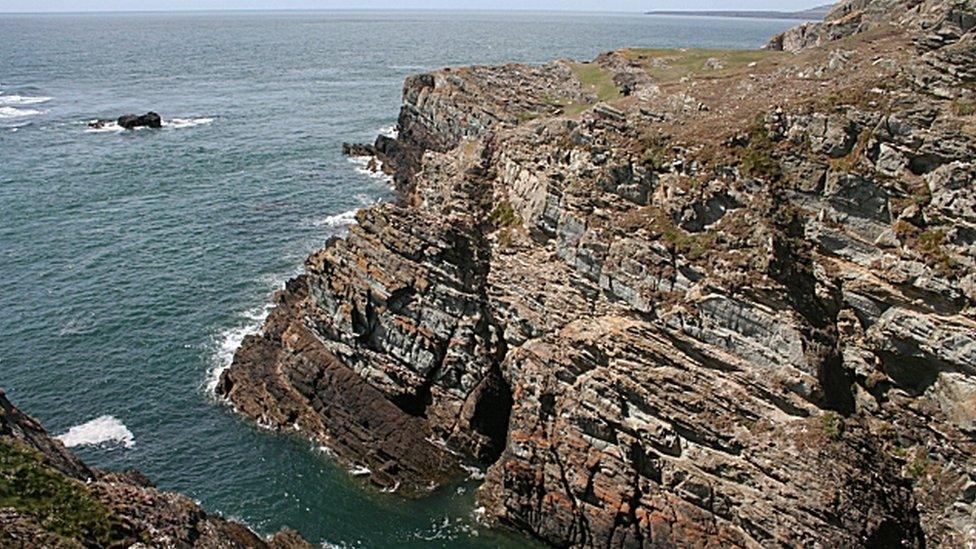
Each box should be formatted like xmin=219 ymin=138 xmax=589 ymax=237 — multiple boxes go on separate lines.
xmin=622 ymin=48 xmax=783 ymax=83
xmin=566 ymin=62 xmax=622 ymax=116
xmin=0 ymin=438 xmax=120 ymax=546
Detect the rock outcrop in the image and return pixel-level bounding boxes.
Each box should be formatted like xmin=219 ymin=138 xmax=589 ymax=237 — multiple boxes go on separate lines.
xmin=88 ymin=112 xmax=163 ymax=130
xmin=0 ymin=391 xmax=311 ymax=548
xmin=117 ymin=112 xmax=162 ymax=129
xmin=220 ymin=0 xmax=976 ymax=546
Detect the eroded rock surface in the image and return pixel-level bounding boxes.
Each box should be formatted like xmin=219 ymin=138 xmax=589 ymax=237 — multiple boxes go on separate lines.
xmin=0 ymin=391 xmax=312 ymax=548
xmin=220 ymin=0 xmax=976 ymax=546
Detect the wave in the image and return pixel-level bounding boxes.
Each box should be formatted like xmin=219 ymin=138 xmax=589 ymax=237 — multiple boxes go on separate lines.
xmin=166 ymin=117 xmax=214 ymax=129
xmin=348 ymin=465 xmax=372 ymax=476
xmin=313 ymin=208 xmax=359 ymax=229
xmin=460 ymin=464 xmax=485 ymax=480
xmin=0 ymin=94 xmax=51 ymax=105
xmin=378 ymin=124 xmax=398 ymax=139
xmin=85 ymin=116 xmax=214 ymax=133
xmin=347 ymin=155 xmax=394 ymax=185
xmin=56 ymin=416 xmax=134 ymax=449
xmin=84 ymin=120 xmax=124 ymax=133
xmin=204 ymin=299 xmax=276 ymax=396
xmin=0 ymin=106 xmax=45 ymax=119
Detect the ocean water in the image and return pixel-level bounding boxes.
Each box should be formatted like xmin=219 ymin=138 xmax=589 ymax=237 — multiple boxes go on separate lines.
xmin=0 ymin=11 xmax=798 ymax=547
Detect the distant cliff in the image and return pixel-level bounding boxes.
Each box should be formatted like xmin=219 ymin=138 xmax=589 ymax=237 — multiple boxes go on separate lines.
xmin=219 ymin=0 xmax=976 ymax=546
xmin=646 ymin=4 xmax=833 ymax=20
xmin=0 ymin=392 xmax=311 ymax=548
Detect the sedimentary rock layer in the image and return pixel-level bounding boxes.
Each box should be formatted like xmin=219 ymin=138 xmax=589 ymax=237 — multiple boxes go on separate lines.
xmin=221 ymin=0 xmax=976 ymax=546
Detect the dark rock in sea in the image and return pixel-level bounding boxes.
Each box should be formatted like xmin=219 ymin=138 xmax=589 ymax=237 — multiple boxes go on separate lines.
xmin=117 ymin=111 xmax=162 ymax=129
xmin=0 ymin=390 xmax=313 ymax=548
xmin=342 ymin=142 xmax=375 ymax=156
xmin=220 ymin=0 xmax=976 ymax=546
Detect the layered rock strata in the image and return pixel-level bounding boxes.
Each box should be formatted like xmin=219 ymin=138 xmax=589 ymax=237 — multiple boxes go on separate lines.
xmin=220 ymin=0 xmax=976 ymax=546
xmin=0 ymin=392 xmax=311 ymax=548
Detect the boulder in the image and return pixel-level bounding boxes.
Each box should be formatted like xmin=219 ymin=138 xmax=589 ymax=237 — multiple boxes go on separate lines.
xmin=117 ymin=111 xmax=162 ymax=129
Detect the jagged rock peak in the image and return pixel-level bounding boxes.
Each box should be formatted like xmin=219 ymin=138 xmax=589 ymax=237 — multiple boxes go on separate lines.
xmin=766 ymin=0 xmax=975 ymax=52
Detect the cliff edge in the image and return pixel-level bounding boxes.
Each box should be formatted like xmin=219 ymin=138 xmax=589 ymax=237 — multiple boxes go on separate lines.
xmin=219 ymin=0 xmax=976 ymax=546
xmin=0 ymin=391 xmax=311 ymax=548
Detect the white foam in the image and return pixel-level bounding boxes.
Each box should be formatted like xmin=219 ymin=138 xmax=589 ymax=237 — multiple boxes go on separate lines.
xmin=460 ymin=464 xmax=485 ymax=480
xmin=0 ymin=94 xmax=51 ymax=105
xmin=348 ymin=465 xmax=372 ymax=476
xmin=84 ymin=120 xmax=124 ymax=133
xmin=56 ymin=416 xmax=134 ymax=449
xmin=85 ymin=116 xmax=213 ymax=134
xmin=347 ymin=155 xmax=393 ymax=185
xmin=165 ymin=117 xmax=214 ymax=129
xmin=204 ymin=299 xmax=276 ymax=396
xmin=313 ymin=209 xmax=359 ymax=229
xmin=378 ymin=124 xmax=398 ymax=139
xmin=0 ymin=106 xmax=45 ymax=119
xmin=379 ymin=481 xmax=400 ymax=493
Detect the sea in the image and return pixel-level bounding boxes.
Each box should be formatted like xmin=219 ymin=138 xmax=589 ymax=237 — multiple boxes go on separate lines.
xmin=0 ymin=10 xmax=798 ymax=547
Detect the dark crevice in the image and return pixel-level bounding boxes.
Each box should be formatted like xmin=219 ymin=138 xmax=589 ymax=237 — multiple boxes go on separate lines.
xmin=766 ymin=192 xmax=855 ymax=415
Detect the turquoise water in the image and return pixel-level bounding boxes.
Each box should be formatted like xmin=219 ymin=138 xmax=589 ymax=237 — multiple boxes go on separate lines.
xmin=0 ymin=11 xmax=796 ymax=547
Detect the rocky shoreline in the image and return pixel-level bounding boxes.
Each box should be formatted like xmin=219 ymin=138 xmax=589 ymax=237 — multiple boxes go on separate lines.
xmin=0 ymin=391 xmax=312 ymax=547
xmin=219 ymin=0 xmax=976 ymax=546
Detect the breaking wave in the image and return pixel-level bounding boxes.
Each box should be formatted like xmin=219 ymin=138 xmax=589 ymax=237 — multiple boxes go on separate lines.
xmin=167 ymin=117 xmax=214 ymax=129
xmin=204 ymin=299 xmax=276 ymax=396
xmin=0 ymin=106 xmax=45 ymax=119
xmin=85 ymin=116 xmax=214 ymax=133
xmin=314 ymin=209 xmax=359 ymax=229
xmin=0 ymin=94 xmax=51 ymax=105
xmin=56 ymin=416 xmax=135 ymax=449
xmin=347 ymin=155 xmax=393 ymax=185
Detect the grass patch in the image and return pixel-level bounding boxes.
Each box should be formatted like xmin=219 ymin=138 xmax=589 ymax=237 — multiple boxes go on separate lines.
xmin=565 ymin=62 xmax=621 ymax=115
xmin=0 ymin=439 xmax=121 ymax=545
xmin=893 ymin=221 xmax=956 ymax=277
xmin=821 ymin=412 xmax=844 ymax=440
xmin=490 ymin=200 xmax=522 ymax=228
xmin=952 ymin=99 xmax=976 ymax=116
xmin=620 ymin=48 xmax=781 ymax=84
xmin=629 ymin=207 xmax=718 ymax=260
xmin=737 ymin=118 xmax=782 ymax=182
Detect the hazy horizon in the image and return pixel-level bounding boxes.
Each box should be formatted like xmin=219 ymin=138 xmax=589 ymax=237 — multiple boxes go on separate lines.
xmin=1 ymin=1 xmax=829 ymax=14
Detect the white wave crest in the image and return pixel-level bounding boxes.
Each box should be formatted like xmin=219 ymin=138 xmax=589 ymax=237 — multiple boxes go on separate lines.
xmin=85 ymin=116 xmax=214 ymax=134
xmin=349 ymin=465 xmax=372 ymax=476
xmin=205 ymin=300 xmax=275 ymax=396
xmin=460 ymin=464 xmax=485 ymax=480
xmin=347 ymin=155 xmax=393 ymax=185
xmin=56 ymin=416 xmax=134 ymax=449
xmin=0 ymin=106 xmax=45 ymax=119
xmin=84 ymin=120 xmax=124 ymax=133
xmin=0 ymin=94 xmax=51 ymax=105
xmin=314 ymin=209 xmax=359 ymax=229
xmin=378 ymin=124 xmax=398 ymax=139
xmin=166 ymin=117 xmax=214 ymax=129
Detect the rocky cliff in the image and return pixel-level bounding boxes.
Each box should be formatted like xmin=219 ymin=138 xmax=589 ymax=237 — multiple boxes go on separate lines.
xmin=219 ymin=0 xmax=976 ymax=546
xmin=0 ymin=391 xmax=311 ymax=548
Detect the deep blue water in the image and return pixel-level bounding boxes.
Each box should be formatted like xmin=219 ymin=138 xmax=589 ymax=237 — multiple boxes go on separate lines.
xmin=0 ymin=10 xmax=797 ymax=547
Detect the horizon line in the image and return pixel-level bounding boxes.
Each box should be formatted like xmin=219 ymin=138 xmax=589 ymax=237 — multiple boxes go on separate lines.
xmin=2 ymin=7 xmax=651 ymax=15
xmin=0 ymin=7 xmax=815 ymax=16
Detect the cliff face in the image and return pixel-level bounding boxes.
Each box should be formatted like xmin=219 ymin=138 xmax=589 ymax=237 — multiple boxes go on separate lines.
xmin=220 ymin=0 xmax=976 ymax=546
xmin=0 ymin=392 xmax=311 ymax=548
